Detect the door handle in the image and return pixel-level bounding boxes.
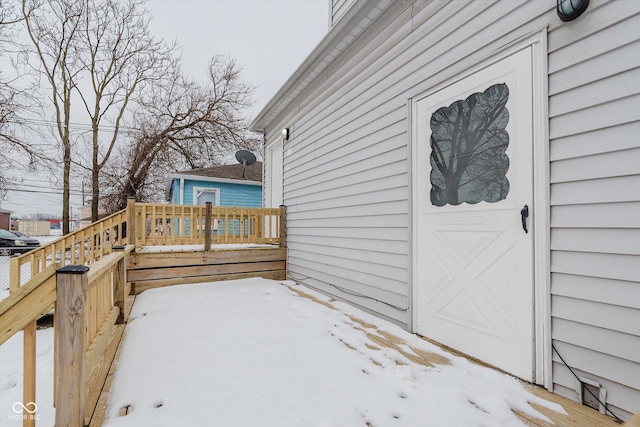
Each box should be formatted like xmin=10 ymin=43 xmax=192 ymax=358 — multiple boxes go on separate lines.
xmin=520 ymin=205 xmax=529 ymax=234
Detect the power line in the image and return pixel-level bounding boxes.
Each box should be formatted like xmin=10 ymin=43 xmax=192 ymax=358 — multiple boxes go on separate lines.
xmin=6 ymin=187 xmax=84 ymax=196
xmin=7 ymin=117 xmax=140 ymax=133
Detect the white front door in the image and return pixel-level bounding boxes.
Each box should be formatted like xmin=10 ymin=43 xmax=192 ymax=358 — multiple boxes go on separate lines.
xmin=413 ymin=48 xmax=534 ymax=380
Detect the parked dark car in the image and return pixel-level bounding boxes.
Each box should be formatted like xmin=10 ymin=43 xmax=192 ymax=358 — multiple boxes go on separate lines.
xmin=0 ymin=229 xmax=41 ymax=256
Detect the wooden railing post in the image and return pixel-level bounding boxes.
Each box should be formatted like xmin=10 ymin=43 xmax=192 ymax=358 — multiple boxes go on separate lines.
xmin=113 ymin=245 xmax=127 ymax=324
xmin=55 ymin=265 xmax=89 ymax=427
xmin=22 ymin=321 xmax=36 ymax=427
xmin=126 ymin=198 xmax=135 ymax=246
xmin=279 ymin=205 xmax=287 ymax=248
xmin=204 ymin=202 xmax=212 ymax=251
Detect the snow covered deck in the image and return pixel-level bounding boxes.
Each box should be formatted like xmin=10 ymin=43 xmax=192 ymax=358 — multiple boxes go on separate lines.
xmin=94 ymin=278 xmax=620 ymax=427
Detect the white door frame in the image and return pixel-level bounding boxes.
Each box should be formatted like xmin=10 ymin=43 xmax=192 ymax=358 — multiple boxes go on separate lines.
xmin=409 ymin=29 xmax=550 ymax=387
xmin=265 ymin=138 xmax=284 ymax=208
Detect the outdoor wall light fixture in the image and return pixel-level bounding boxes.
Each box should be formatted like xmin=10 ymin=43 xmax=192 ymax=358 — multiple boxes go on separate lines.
xmin=282 ymin=128 xmax=290 ymax=141
xmin=557 ymin=0 xmax=589 ymax=22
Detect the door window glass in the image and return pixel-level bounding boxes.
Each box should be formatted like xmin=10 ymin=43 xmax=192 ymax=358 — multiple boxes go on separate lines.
xmin=429 ymin=83 xmax=510 ymax=206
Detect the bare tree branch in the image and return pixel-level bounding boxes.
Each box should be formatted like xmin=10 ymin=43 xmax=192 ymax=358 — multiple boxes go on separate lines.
xmin=0 ymin=1 xmax=49 ymax=200
xmin=100 ymin=55 xmax=261 ymax=213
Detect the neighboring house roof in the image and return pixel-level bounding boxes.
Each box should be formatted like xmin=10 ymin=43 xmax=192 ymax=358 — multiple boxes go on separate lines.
xmin=176 ymin=162 xmax=263 ymax=183
xmin=166 ymin=162 xmax=263 ymax=201
xmin=0 ymin=208 xmax=13 ymax=214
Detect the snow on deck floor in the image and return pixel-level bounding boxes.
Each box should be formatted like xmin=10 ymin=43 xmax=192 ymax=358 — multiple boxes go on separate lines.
xmin=103 ymin=278 xmax=564 ymax=427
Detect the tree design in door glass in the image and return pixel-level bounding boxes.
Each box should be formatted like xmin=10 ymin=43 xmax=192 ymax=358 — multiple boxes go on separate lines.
xmin=429 ymin=83 xmax=510 ymax=206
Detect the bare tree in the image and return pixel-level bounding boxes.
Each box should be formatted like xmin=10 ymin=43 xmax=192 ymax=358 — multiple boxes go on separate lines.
xmin=21 ymin=0 xmax=85 ymax=233
xmin=0 ymin=1 xmax=45 ymax=199
xmin=76 ymin=0 xmax=175 ymax=221
xmin=20 ymin=0 xmax=174 ymax=231
xmin=100 ymin=56 xmax=261 ymax=212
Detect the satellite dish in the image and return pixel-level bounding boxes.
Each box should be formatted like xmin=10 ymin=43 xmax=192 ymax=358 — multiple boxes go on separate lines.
xmin=235 ymin=150 xmax=256 ymax=179
xmin=235 ymin=150 xmax=256 ymax=166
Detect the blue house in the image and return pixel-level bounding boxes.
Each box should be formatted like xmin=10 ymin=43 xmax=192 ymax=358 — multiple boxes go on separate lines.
xmin=167 ymin=162 xmax=263 ymax=207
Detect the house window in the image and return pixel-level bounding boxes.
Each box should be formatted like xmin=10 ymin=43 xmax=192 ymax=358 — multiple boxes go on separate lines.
xmin=429 ymin=83 xmax=510 ymax=206
xmin=193 ymin=187 xmax=220 ymax=206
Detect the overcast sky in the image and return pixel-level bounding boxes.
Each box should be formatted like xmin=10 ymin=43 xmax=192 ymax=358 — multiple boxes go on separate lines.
xmin=148 ymin=0 xmax=328 ymax=119
xmin=3 ymin=0 xmax=328 ymax=218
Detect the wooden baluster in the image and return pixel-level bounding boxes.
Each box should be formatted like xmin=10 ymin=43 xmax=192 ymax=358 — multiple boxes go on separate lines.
xmin=204 ymin=202 xmax=212 ymax=251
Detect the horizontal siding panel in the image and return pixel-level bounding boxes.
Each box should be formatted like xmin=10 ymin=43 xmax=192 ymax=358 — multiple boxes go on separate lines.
xmin=550 ymin=94 xmax=640 ymax=140
xmin=288 ymin=213 xmax=408 ymax=230
xmin=549 ymin=38 xmax=640 ymax=96
xmin=551 ymin=295 xmax=640 ymax=336
xmin=331 ymin=0 xmax=355 ymax=26
xmin=551 ymin=273 xmax=640 ymax=309
xmin=285 ymin=100 xmax=406 ymax=169
xmin=294 ymin=76 xmax=409 ymax=151
xmin=288 ymin=249 xmax=408 ymax=289
xmin=287 ymin=234 xmax=407 ymax=256
xmin=291 ymin=172 xmax=407 ymax=206
xmin=553 ymin=317 xmax=639 ymax=363
xmin=550 ymin=147 xmax=640 ymax=183
xmin=288 ymin=241 xmax=406 ymax=273
xmin=551 ymin=202 xmax=640 ymax=228
xmin=551 ymin=175 xmax=640 ymax=205
xmin=288 ymin=267 xmax=408 ymax=325
xmin=289 ymin=225 xmax=408 ymax=243
xmin=550 ymin=121 xmax=640 ymax=161
xmin=285 ymin=124 xmax=406 ymax=187
xmin=551 ymin=341 xmax=640 ymax=396
xmin=287 ymin=163 xmax=407 ymax=202
xmin=551 ymin=228 xmax=640 ymax=255
xmin=551 ymin=251 xmax=640 ymax=282
xmin=552 ymin=361 xmax=639 ymax=418
xmin=548 ymin=11 xmax=640 ymax=74
xmin=295 ymin=114 xmax=406 ymax=168
xmin=290 ymin=203 xmax=408 ymax=223
xmin=550 ymin=67 xmax=640 ymax=117
xmin=292 ymin=191 xmax=407 ymax=216
xmin=288 ymin=254 xmax=408 ymax=301
xmin=286 ymin=151 xmax=407 ymax=198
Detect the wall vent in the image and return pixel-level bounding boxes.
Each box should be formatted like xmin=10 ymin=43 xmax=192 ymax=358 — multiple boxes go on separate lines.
xmin=576 ymin=377 xmax=608 ymax=414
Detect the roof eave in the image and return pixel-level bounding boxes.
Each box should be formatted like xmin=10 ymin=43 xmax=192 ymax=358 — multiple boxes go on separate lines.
xmin=249 ymin=1 xmax=391 ymax=133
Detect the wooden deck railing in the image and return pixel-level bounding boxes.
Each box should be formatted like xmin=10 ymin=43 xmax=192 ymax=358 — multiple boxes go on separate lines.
xmin=2 ymin=200 xmax=286 ymax=426
xmin=9 ymin=208 xmax=128 ymax=291
xmin=9 ymin=200 xmax=286 ymax=289
xmin=0 ymin=245 xmax=133 ymax=427
xmin=133 ymin=201 xmax=284 ymax=247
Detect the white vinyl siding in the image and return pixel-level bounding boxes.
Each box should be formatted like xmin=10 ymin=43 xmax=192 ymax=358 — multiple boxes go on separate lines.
xmin=546 ymin=0 xmax=640 ymax=419
xmin=329 ymin=0 xmax=355 ymax=28
xmin=256 ymin=0 xmax=639 ymax=419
